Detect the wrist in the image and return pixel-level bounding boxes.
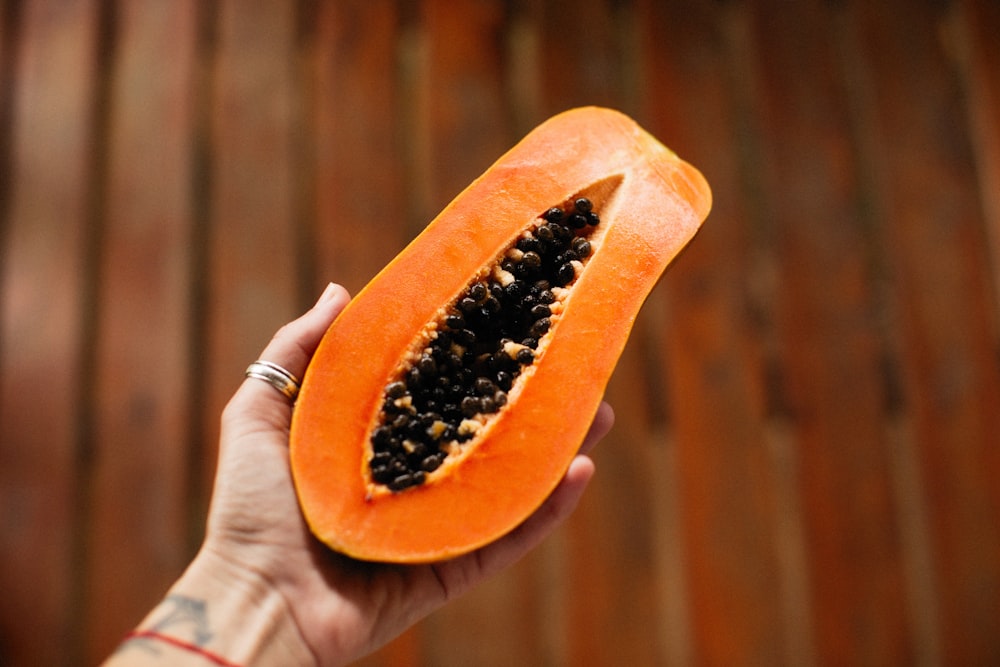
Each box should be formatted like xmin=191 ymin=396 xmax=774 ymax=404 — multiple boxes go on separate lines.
xmin=112 ymin=548 xmax=316 ymax=667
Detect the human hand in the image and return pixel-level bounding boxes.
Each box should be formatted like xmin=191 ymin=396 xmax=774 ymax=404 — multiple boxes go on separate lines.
xmin=109 ymin=283 xmax=613 ymax=667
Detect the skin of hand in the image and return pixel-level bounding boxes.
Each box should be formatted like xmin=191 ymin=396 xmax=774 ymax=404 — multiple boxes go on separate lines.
xmin=194 ymin=282 xmax=614 ymax=665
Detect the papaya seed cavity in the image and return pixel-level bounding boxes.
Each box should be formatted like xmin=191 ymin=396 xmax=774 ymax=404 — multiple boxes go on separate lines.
xmin=369 ymin=197 xmax=601 ymax=492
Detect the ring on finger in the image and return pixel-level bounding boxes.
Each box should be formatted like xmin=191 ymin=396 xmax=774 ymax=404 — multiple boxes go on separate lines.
xmin=245 ymin=360 xmax=301 ymax=401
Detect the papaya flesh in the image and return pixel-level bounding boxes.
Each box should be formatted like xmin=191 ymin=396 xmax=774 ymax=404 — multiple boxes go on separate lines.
xmin=290 ymin=107 xmax=711 ymax=563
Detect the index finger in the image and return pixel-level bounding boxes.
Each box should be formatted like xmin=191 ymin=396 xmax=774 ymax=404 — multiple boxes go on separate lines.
xmin=229 ymin=283 xmax=351 ymax=418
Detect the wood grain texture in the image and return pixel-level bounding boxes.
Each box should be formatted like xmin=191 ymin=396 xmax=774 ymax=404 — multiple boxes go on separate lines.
xmin=0 ymin=2 xmax=98 ymax=664
xmin=200 ymin=0 xmax=301 ymax=497
xmin=749 ymin=2 xmax=911 ymax=664
xmin=849 ymin=1 xmax=1000 ymax=663
xmin=643 ymin=2 xmax=790 ymax=664
xmin=2 ymin=0 xmax=999 ymax=664
xmin=82 ymin=1 xmax=199 ymax=662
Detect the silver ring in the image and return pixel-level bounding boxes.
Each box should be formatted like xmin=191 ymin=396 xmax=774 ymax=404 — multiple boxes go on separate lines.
xmin=245 ymin=360 xmax=301 ymax=401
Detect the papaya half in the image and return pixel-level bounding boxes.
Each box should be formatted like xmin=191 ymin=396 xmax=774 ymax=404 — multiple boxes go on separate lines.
xmin=289 ymin=106 xmax=711 ymax=563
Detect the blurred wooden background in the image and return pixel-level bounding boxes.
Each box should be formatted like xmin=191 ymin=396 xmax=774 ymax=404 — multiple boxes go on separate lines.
xmin=2 ymin=0 xmax=999 ymax=665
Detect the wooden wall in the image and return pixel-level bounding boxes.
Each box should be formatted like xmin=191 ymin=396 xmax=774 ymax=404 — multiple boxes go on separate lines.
xmin=2 ymin=0 xmax=999 ymax=665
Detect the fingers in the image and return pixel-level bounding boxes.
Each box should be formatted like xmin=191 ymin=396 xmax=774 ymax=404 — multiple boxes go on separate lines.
xmin=481 ymin=403 xmax=612 ymax=569
xmin=260 ymin=283 xmax=352 ymax=382
xmin=497 ymin=454 xmax=596 ymax=565
xmin=579 ymin=401 xmax=614 ymax=456
xmin=484 ymin=454 xmax=595 ymax=573
xmin=432 ymin=453 xmax=595 ymax=602
xmin=431 ymin=402 xmax=612 ymax=599
xmin=237 ymin=283 xmax=351 ymax=404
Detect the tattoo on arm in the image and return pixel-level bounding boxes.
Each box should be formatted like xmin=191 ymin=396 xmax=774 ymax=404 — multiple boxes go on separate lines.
xmin=152 ymin=595 xmax=214 ymax=645
xmin=117 ymin=594 xmax=214 ymax=657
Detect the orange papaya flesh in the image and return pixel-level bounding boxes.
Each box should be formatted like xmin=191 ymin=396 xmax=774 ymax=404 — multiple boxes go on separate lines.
xmin=289 ymin=106 xmax=711 ymax=563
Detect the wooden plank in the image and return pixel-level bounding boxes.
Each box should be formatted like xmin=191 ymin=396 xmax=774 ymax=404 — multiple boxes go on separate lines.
xmin=0 ymin=2 xmax=22 ymax=211
xmin=835 ymin=10 xmax=942 ymax=664
xmin=503 ymin=0 xmax=542 ymax=136
xmin=747 ymin=1 xmax=913 ymax=663
xmin=82 ymin=1 xmax=199 ymax=662
xmin=308 ymin=0 xmax=407 ymax=297
xmin=639 ymin=1 xmax=792 ymax=664
xmin=0 ymin=1 xmax=98 ymax=664
xmin=849 ymin=0 xmax=1000 ymax=663
xmin=416 ymin=0 xmax=512 ymax=218
xmin=955 ymin=0 xmax=1000 ymax=315
xmin=201 ymin=0 xmax=300 ymax=496
xmin=562 ymin=339 xmax=670 ymax=667
xmin=536 ymin=0 xmax=622 ymax=116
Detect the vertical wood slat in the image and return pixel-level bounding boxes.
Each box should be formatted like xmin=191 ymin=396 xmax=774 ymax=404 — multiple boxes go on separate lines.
xmin=748 ymin=2 xmax=912 ymax=664
xmin=0 ymin=2 xmax=98 ymax=665
xmin=417 ymin=0 xmax=512 ymax=217
xmin=202 ymin=0 xmax=301 ymax=495
xmin=536 ymin=0 xmax=622 ymax=115
xmin=956 ymin=0 xmax=1000 ymax=313
xmin=850 ymin=1 xmax=1000 ymax=663
xmin=568 ymin=330 xmax=673 ymax=667
xmin=834 ymin=11 xmax=944 ymax=665
xmin=0 ymin=1 xmax=21 ymax=214
xmin=83 ymin=1 xmax=200 ymax=662
xmin=641 ymin=1 xmax=789 ymax=664
xmin=308 ymin=0 xmax=407 ymax=298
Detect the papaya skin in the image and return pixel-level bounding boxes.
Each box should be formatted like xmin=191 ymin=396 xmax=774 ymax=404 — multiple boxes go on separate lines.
xmin=290 ymin=106 xmax=711 ymax=563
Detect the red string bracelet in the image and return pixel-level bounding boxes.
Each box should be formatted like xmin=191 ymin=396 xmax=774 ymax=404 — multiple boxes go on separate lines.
xmin=124 ymin=630 xmax=242 ymax=667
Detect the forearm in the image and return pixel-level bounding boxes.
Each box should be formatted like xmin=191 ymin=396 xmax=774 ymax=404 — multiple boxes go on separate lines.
xmin=104 ymin=549 xmax=316 ymax=667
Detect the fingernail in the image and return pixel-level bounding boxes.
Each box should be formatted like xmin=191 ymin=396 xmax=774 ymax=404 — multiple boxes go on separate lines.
xmin=315 ymin=282 xmax=339 ymax=307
